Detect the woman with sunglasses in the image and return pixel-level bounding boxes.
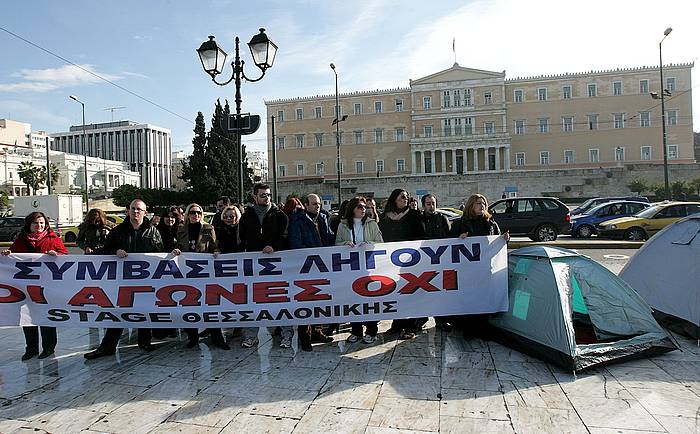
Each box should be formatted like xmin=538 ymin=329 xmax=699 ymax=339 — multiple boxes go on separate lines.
xmin=215 ymin=205 xmax=242 ymax=254
xmin=172 ymin=203 xmax=229 ymax=350
xmin=379 ymin=188 xmax=426 ymax=339
xmin=336 ymin=196 xmax=384 ymax=343
xmin=2 ymin=212 xmax=68 ymax=360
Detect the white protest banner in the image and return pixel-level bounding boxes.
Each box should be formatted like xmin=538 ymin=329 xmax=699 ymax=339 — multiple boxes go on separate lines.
xmin=0 ymin=236 xmax=508 ymax=328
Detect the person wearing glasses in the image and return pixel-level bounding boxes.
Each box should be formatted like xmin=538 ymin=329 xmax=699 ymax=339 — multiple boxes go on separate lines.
xmin=238 ymin=183 xmax=289 ymax=348
xmin=171 ymin=203 xmax=228 ymax=350
xmin=336 ymin=196 xmax=384 ymax=344
xmin=214 ymin=205 xmax=242 ymax=254
xmin=84 ymin=199 xmax=164 ymax=360
xmin=379 ymin=188 xmax=426 ymax=339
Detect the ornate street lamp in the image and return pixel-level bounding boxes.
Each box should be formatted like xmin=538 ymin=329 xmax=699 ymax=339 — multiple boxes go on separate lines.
xmin=69 ymin=95 xmax=89 ymax=213
xmin=330 ymin=63 xmax=348 ymax=207
xmin=656 ymin=27 xmax=672 ymax=200
xmin=197 ymin=28 xmax=277 ymax=204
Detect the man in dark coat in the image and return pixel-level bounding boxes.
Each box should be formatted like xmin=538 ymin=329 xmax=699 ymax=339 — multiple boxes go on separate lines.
xmin=238 ymin=184 xmax=288 ymax=348
xmin=287 ymin=193 xmax=335 ymax=351
xmin=211 ymin=195 xmax=231 ymax=229
xmin=84 ymin=199 xmax=164 ymax=359
xmin=421 ymin=194 xmax=450 ymax=239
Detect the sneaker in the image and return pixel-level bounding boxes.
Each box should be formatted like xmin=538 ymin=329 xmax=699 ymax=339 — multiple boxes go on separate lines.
xmin=241 ymin=337 xmax=258 ymax=348
xmin=346 ymin=334 xmax=360 ymax=343
xmin=280 ymin=336 xmax=292 ymax=348
xmin=362 ymin=334 xmax=376 ymax=344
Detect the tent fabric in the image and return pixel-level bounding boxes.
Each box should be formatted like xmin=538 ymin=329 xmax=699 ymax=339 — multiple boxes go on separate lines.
xmin=620 ymin=214 xmax=700 ymax=337
xmin=490 ymin=246 xmax=676 ymax=372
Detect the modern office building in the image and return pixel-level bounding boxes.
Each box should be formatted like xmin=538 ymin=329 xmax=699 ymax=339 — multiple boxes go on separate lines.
xmin=51 ymin=120 xmax=172 ymax=189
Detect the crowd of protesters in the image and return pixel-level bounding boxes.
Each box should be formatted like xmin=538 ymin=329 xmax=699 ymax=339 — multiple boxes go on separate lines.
xmin=2 ymin=183 xmax=508 ymax=361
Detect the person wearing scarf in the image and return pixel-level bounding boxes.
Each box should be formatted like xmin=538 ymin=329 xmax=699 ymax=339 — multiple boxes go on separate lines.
xmin=2 ymin=212 xmax=68 ymax=360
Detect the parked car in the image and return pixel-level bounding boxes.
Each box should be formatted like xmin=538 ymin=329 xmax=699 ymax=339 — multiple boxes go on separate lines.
xmin=439 ymin=207 xmax=463 ymax=216
xmin=571 ymin=201 xmax=650 ymax=238
xmin=597 ymin=201 xmax=700 ymax=240
xmin=489 ymin=197 xmax=571 ymax=242
xmin=435 ymin=208 xmax=461 ymax=222
xmin=0 ymin=217 xmax=25 ymax=241
xmin=571 ymin=196 xmax=650 ymax=216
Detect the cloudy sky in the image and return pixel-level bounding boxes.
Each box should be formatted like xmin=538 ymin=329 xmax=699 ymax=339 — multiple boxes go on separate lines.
xmin=1 ymin=0 xmax=698 ymax=154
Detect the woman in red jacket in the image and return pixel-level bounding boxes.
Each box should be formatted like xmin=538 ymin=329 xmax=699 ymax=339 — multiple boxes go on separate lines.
xmin=2 ymin=211 xmax=68 ymax=361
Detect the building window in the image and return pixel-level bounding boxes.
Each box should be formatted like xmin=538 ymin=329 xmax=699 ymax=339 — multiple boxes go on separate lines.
xmin=515 ymin=120 xmax=525 ymax=135
xmin=538 ymin=118 xmax=549 ymax=133
xmin=395 ymin=127 xmax=405 ymax=142
xmin=514 ymin=89 xmax=523 ymax=103
xmin=464 ymin=117 xmax=473 ymax=135
xmin=588 ymin=83 xmax=597 ymax=97
xmin=484 ymin=91 xmax=492 ymax=105
xmin=296 ymin=108 xmax=303 ymax=120
xmin=374 ymin=101 xmax=382 ymax=113
xmin=537 ymin=87 xmax=548 ymax=101
xmin=668 ymin=144 xmax=678 ymax=159
xmin=276 ymin=137 xmax=285 ymax=149
xmin=424 ymin=125 xmax=433 ymax=138
xmin=376 ymin=160 xmax=384 ymax=173
xmin=640 ymin=111 xmax=651 ymax=127
xmin=641 ymin=146 xmax=651 ymax=161
xmin=639 ymin=79 xmax=649 ymax=94
xmin=314 ymin=106 xmax=322 ymax=118
xmin=515 ymin=152 xmax=525 ymax=166
xmin=355 ymin=161 xmax=364 ymax=174
xmin=484 ymin=122 xmax=494 ymax=135
xmin=423 ymin=96 xmax=431 ymax=110
xmin=613 ymin=81 xmax=622 ymax=96
xmin=563 ymin=116 xmax=574 ymax=132
xmin=279 ymin=165 xmax=287 ymax=177
xmin=613 ymin=113 xmax=625 ymax=129
xmin=296 ymin=134 xmax=304 ymax=148
xmin=562 ymin=85 xmax=572 ymax=99
xmin=314 ymin=133 xmax=323 ymax=147
xmin=540 ymin=151 xmax=550 ymax=165
xmin=424 ymin=154 xmax=432 ymax=173
xmin=564 ymin=150 xmax=574 ymax=164
xmin=666 ymin=77 xmax=676 ymax=92
xmin=395 ymin=99 xmax=404 ymax=112
xmin=444 ymin=119 xmax=452 ymax=137
xmin=666 ymin=110 xmax=678 ymax=125
xmin=589 ymin=149 xmax=600 ymax=163
xmin=454 ymin=118 xmax=463 ymax=136
xmin=315 ymin=162 xmax=324 ymax=175
xmin=354 ymin=131 xmax=363 ymax=144
xmin=615 ymin=147 xmax=625 ymax=161
xmin=588 ymin=114 xmax=598 ymax=130
xmin=374 ymin=128 xmax=383 ymax=143
xmin=397 ymin=159 xmax=405 ymax=172
xmin=464 ymin=88 xmax=473 ymax=106
xmin=296 ymin=164 xmax=304 ymax=176
xmin=453 ymin=89 xmax=462 ymax=107
xmin=354 ymin=103 xmax=362 ymax=115
xmin=443 ymin=91 xmax=451 ymax=108
xmin=277 ymin=110 xmax=284 ymax=122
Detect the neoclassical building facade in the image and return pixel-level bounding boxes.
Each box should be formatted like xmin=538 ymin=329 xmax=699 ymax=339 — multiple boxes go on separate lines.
xmin=266 ymin=62 xmax=694 ymax=184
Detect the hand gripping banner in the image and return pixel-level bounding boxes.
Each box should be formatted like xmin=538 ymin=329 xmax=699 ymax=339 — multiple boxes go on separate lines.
xmin=0 ymin=237 xmax=508 ymax=328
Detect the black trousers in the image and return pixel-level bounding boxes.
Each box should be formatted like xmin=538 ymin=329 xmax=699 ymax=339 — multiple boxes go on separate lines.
xmin=99 ymin=328 xmax=152 ymax=351
xmin=390 ymin=318 xmax=418 ymax=332
xmin=185 ymin=328 xmax=225 ymax=344
xmin=23 ymin=326 xmax=57 ymax=352
xmin=350 ymin=321 xmax=378 ymax=337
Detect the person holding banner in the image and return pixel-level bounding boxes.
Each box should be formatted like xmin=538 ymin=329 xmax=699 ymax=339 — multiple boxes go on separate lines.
xmin=214 ymin=205 xmax=242 ymax=254
xmin=449 ymin=194 xmax=509 ymax=340
xmin=156 ymin=208 xmax=182 ymax=253
xmin=2 ymin=212 xmax=68 ymax=360
xmin=379 ymin=188 xmax=426 ymax=340
xmin=288 ymin=193 xmax=335 ymax=351
xmin=76 ymin=208 xmax=112 ymax=254
xmin=238 ymin=183 xmax=289 ymax=348
xmin=172 ymin=203 xmax=229 ymax=350
xmin=336 ymin=196 xmax=384 ymax=344
xmin=84 ymin=199 xmax=164 ymax=360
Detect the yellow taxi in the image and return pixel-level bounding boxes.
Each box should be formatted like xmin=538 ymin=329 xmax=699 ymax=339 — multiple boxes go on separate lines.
xmin=597 ymin=201 xmax=700 ymax=240
xmin=62 ymin=214 xmax=124 ymax=243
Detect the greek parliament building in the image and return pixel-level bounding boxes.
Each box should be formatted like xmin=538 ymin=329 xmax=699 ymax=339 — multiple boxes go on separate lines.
xmin=51 ymin=121 xmax=172 ymax=190
xmin=265 ymin=62 xmax=694 ymax=201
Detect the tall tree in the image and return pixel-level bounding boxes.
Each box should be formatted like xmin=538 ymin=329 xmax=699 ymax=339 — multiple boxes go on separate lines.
xmin=40 ymin=163 xmax=60 ymax=188
xmin=181 ymin=112 xmax=215 ymax=203
xmin=17 ymin=161 xmax=43 ymax=195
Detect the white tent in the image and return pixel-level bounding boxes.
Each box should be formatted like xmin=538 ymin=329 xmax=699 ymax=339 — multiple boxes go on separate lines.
xmin=619 ymin=214 xmax=700 ymax=337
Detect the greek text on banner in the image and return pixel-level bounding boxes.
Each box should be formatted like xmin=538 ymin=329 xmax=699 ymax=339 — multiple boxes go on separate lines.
xmin=0 ymin=236 xmax=508 ymax=328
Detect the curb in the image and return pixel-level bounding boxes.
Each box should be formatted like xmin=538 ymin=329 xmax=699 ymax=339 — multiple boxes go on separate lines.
xmin=509 ymin=241 xmax=643 ymax=249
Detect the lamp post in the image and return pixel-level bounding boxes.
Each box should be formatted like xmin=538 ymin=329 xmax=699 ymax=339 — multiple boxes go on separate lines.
xmin=330 ymin=63 xmax=348 ymax=207
xmin=651 ymin=27 xmax=673 ymax=200
xmin=197 ymin=28 xmax=277 ymax=204
xmin=69 ymin=95 xmax=89 ymax=212
xmin=270 ymin=114 xmax=278 ymax=203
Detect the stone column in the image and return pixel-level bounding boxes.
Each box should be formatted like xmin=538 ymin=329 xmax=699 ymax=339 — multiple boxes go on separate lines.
xmin=431 ymin=150 xmax=436 ymax=174
xmin=412 ymin=151 xmax=417 ymax=174
xmin=440 ymin=150 xmax=446 ymax=173
xmin=495 ymin=147 xmax=501 ymax=171
xmin=473 ymin=148 xmax=479 ymax=172
xmin=504 ymin=147 xmax=511 ymax=172
xmin=452 ymin=149 xmax=457 ymax=174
